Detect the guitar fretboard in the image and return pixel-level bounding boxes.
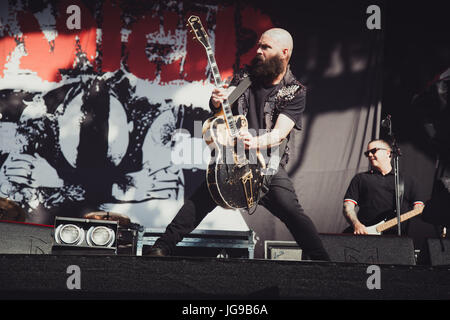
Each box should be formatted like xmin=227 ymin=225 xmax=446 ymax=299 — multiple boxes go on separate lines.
xmin=376 ymin=207 xmax=424 ymax=232
xmin=206 ymin=48 xmax=238 ymax=137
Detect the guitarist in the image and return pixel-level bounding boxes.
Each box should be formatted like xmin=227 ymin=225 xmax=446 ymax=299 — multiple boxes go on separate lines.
xmin=147 ymin=28 xmax=330 ymax=261
xmin=343 ymin=139 xmax=425 ymax=235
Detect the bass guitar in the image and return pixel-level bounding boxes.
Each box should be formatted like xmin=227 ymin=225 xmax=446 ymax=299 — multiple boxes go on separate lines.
xmin=187 ymin=15 xmax=265 ymax=209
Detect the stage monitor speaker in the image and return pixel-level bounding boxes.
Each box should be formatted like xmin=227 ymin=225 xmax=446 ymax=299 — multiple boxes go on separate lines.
xmin=0 ymin=220 xmax=53 ymax=254
xmin=266 ymin=234 xmax=416 ymax=265
xmin=417 ymin=238 xmax=450 ymax=266
xmin=319 ymin=234 xmax=416 ymax=265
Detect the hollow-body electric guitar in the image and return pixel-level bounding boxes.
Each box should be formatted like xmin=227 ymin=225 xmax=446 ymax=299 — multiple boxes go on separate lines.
xmin=187 ymin=15 xmax=265 ymax=209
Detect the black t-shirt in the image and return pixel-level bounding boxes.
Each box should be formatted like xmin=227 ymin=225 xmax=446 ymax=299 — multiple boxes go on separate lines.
xmin=344 ymin=169 xmax=425 ymax=226
xmin=246 ymin=83 xmax=277 ymax=132
xmin=246 ymin=83 xmax=305 ymax=132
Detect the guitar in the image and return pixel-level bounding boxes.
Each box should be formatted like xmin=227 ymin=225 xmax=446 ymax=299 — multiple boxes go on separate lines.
xmin=365 ymin=206 xmax=424 ymax=235
xmin=187 ymin=15 xmax=265 ymax=209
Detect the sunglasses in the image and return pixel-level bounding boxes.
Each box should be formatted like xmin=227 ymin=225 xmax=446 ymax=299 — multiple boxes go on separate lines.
xmin=364 ymin=147 xmax=388 ymax=157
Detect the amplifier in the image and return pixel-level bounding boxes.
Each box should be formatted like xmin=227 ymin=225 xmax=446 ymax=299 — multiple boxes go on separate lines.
xmin=265 ymin=240 xmax=303 ymax=261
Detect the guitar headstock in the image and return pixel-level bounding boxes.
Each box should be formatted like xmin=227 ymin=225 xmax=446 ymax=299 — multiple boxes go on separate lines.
xmin=187 ymin=15 xmax=210 ymax=50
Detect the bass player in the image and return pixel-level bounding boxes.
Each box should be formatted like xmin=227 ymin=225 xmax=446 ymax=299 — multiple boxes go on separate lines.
xmin=343 ymin=139 xmax=426 ymax=235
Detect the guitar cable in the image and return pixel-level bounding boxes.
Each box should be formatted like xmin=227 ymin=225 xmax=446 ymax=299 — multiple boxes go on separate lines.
xmin=245 ymin=204 xmax=259 ymax=215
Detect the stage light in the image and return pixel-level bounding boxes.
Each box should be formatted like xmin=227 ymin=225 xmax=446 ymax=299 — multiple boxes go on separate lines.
xmin=52 ymin=216 xmax=118 ymax=255
xmin=86 ymin=225 xmax=115 ymax=247
xmin=55 ymin=224 xmax=84 ymax=245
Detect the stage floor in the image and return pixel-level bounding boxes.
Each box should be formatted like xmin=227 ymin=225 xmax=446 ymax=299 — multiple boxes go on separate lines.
xmin=0 ymin=253 xmax=449 ymax=300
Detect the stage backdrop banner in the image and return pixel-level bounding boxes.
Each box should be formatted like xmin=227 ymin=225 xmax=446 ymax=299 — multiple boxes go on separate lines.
xmin=0 ymin=0 xmax=383 ymax=257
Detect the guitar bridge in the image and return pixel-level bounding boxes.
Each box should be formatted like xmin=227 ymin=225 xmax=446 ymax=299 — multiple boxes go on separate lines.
xmin=241 ymin=170 xmax=254 ymax=208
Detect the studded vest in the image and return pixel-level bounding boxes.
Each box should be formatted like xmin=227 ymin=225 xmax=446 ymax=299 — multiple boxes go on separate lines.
xmin=230 ymin=65 xmax=306 ymax=165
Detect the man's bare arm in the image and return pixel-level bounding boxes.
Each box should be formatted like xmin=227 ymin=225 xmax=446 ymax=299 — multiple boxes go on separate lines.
xmin=343 ymin=201 xmax=368 ymax=235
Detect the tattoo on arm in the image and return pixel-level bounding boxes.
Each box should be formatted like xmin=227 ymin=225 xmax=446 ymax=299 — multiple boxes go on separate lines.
xmin=343 ymin=201 xmax=360 ymax=226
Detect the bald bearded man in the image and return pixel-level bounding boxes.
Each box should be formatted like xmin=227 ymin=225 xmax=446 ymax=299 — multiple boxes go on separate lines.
xmin=147 ymin=28 xmax=331 ymax=261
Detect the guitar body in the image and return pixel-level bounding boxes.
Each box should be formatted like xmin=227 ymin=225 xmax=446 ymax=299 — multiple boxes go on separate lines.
xmin=365 ymin=221 xmax=383 ymax=235
xmin=204 ymin=114 xmax=265 ymax=209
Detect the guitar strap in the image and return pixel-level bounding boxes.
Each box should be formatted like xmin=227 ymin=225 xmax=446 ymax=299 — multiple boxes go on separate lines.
xmin=399 ymin=174 xmax=405 ymax=205
xmin=227 ymin=76 xmax=252 ymax=106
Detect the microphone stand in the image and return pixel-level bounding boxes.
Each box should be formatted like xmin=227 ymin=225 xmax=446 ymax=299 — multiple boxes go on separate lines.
xmin=383 ymin=115 xmax=402 ymax=236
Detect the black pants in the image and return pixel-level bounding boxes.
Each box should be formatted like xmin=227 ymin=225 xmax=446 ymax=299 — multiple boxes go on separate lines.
xmin=154 ymin=167 xmax=330 ymax=261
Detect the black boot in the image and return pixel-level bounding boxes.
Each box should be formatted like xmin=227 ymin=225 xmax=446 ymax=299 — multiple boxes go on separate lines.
xmin=145 ymin=245 xmax=169 ymax=257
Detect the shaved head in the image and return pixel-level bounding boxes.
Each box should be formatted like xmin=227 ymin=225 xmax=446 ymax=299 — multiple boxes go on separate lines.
xmin=261 ymin=28 xmax=293 ymax=60
xmin=252 ymin=27 xmax=294 ymax=84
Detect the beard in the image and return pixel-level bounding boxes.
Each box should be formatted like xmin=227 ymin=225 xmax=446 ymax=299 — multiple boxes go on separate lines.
xmin=249 ymin=54 xmax=285 ymax=85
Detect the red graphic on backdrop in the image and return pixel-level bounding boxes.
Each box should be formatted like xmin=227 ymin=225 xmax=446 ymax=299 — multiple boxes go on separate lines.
xmin=0 ymin=1 xmax=274 ymax=226
xmin=0 ymin=1 xmax=273 ymax=83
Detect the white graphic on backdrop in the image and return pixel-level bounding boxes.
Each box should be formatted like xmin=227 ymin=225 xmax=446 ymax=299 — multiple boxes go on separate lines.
xmin=0 ymin=1 xmax=251 ymax=230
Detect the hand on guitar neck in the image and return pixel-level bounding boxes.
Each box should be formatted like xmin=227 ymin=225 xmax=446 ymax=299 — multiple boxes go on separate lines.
xmin=211 ymin=85 xmax=235 ymax=112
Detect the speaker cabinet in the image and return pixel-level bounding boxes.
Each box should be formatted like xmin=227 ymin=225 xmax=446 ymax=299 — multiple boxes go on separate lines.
xmin=319 ymin=234 xmax=416 ymax=265
xmin=266 ymin=234 xmax=416 ymax=265
xmin=417 ymin=238 xmax=450 ymax=265
xmin=0 ymin=220 xmax=54 ymax=254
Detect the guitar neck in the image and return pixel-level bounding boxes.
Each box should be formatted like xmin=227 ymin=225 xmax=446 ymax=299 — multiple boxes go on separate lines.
xmin=205 ymin=48 xmax=239 ymax=137
xmin=376 ymin=207 xmax=424 ymax=233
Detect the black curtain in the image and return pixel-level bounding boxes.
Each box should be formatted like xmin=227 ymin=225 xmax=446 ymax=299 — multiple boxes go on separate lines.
xmin=241 ymin=0 xmax=384 ymax=257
